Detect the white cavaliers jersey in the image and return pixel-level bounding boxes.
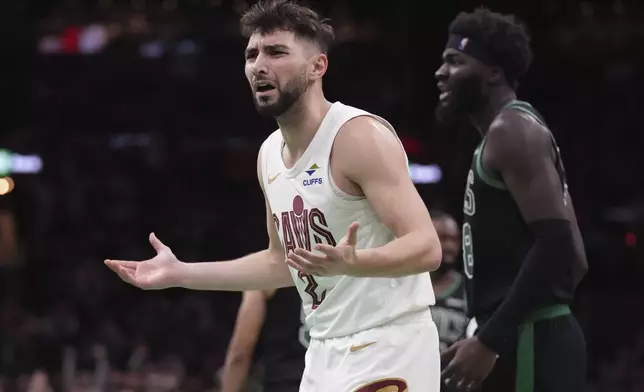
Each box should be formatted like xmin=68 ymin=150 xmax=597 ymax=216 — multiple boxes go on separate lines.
xmin=260 ymin=101 xmax=435 ymax=340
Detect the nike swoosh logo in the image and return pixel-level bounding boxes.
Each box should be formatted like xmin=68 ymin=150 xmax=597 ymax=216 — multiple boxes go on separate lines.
xmin=349 ymin=341 xmax=377 ymax=353
xmin=268 ymin=172 xmax=281 ymax=184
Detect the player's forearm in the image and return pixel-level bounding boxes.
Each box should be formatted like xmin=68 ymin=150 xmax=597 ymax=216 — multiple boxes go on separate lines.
xmin=176 ymin=249 xmax=293 ymax=291
xmin=354 ymin=230 xmax=441 ymax=277
xmin=476 ymin=219 xmax=576 ymax=353
xmin=220 ymin=355 xmax=253 ymax=392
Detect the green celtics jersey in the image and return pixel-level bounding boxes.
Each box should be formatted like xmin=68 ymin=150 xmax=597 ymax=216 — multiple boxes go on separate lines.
xmin=462 ymin=100 xmax=573 ymax=320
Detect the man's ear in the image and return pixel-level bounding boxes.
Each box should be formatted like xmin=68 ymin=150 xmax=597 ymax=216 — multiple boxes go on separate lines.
xmin=487 ymin=66 xmax=505 ymax=85
xmin=310 ymin=53 xmax=328 ymax=80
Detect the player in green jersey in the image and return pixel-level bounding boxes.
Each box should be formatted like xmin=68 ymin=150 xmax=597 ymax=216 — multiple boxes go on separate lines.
xmin=434 ymin=7 xmax=588 ymax=392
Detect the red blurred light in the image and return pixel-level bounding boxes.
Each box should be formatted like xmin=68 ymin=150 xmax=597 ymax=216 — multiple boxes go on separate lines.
xmin=400 ymin=137 xmax=422 ymax=156
xmin=61 ymin=26 xmax=81 ymax=53
xmin=625 ymin=232 xmax=637 ymax=247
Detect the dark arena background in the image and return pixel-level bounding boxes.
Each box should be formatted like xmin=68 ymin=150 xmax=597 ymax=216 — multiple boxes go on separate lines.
xmin=0 ymin=0 xmax=642 ymax=391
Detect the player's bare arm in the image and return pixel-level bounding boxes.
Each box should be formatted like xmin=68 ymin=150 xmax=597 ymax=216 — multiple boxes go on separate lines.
xmin=474 ymin=111 xmax=583 ymax=352
xmin=284 ymin=117 xmax=442 ymax=278
xmin=335 ymin=117 xmax=442 ymax=277
xmin=104 ymin=146 xmax=293 ymax=292
xmin=220 ymin=290 xmax=274 ymax=392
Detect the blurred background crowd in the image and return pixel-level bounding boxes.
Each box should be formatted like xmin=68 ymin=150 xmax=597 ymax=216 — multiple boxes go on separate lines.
xmin=0 ymin=0 xmax=643 ymax=391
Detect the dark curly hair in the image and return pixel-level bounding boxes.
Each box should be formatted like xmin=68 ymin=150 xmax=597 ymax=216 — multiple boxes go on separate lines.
xmin=448 ymin=7 xmax=533 ymax=88
xmin=240 ymin=0 xmax=335 ymax=53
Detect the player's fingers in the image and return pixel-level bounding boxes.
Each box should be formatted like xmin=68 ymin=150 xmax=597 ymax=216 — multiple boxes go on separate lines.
xmin=314 ymin=244 xmax=341 ymax=259
xmin=441 ymin=358 xmax=460 ymax=381
xmin=288 ymin=252 xmax=324 ymax=271
xmin=149 ymin=232 xmax=167 ymax=253
xmin=106 ymin=261 xmax=123 ymax=277
xmin=293 ymin=248 xmax=327 ymax=264
xmin=105 ymin=259 xmax=139 ymax=270
xmin=285 ymin=258 xmax=325 ymax=276
xmin=457 ymin=376 xmax=474 ymax=391
xmin=286 ymin=252 xmax=325 ymax=275
xmin=442 ymin=369 xmax=463 ymax=389
xmin=346 ymin=222 xmax=360 ymax=246
xmin=114 ymin=265 xmax=138 ymax=285
xmin=440 ymin=344 xmax=458 ymax=364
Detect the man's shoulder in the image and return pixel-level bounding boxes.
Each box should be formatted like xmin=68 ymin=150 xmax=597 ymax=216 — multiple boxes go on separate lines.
xmin=333 ymin=115 xmax=405 ymax=177
xmin=490 ymin=109 xmax=549 ymax=141
xmin=485 ymin=110 xmax=552 ymax=166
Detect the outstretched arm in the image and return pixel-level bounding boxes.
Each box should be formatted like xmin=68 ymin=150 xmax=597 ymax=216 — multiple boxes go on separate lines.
xmin=475 ymin=112 xmax=583 ymax=353
xmin=334 ymin=117 xmax=442 ymax=277
xmin=220 ymin=290 xmax=274 ymax=392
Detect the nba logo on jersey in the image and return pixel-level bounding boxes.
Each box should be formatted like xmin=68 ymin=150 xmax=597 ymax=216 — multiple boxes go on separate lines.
xmin=459 ymin=37 xmax=469 ymax=50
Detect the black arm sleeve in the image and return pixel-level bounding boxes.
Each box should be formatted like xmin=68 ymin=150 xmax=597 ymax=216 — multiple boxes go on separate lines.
xmin=475 ymin=219 xmax=576 ymax=354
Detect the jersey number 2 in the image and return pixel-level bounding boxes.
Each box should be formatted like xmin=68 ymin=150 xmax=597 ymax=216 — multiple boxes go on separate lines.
xmin=299 ymin=273 xmax=326 ymax=309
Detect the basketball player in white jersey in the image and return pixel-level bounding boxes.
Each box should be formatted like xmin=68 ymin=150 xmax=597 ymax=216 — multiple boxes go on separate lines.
xmin=104 ymin=0 xmax=442 ymax=390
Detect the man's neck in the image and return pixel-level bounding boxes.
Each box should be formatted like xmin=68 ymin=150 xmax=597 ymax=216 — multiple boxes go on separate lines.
xmin=469 ymin=87 xmax=516 ymax=136
xmin=277 ymin=90 xmax=332 ymax=164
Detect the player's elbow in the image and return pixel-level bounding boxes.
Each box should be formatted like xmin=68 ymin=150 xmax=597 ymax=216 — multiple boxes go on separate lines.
xmin=419 ymin=234 xmax=442 ymax=272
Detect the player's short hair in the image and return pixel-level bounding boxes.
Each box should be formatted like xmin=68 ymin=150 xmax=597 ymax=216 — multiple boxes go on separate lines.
xmin=448 ymin=7 xmax=533 ymax=88
xmin=240 ymin=0 xmax=335 ymax=54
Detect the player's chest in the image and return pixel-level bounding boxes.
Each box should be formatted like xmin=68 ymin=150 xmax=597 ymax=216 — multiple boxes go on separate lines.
xmin=265 ymin=180 xmax=347 ymax=255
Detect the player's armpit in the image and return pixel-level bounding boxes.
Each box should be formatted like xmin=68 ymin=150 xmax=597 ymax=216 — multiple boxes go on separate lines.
xmin=332 ymin=116 xmax=442 ymax=277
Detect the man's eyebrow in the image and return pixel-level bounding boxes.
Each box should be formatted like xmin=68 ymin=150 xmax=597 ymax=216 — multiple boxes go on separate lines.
xmin=265 ymin=44 xmax=290 ymax=51
xmin=245 ymin=44 xmax=290 ymax=57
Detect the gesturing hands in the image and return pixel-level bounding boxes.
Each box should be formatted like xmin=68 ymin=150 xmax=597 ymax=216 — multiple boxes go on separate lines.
xmin=286 ymin=222 xmax=361 ymax=277
xmin=104 ymin=233 xmax=183 ymax=290
xmin=441 ymin=337 xmax=497 ymax=391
